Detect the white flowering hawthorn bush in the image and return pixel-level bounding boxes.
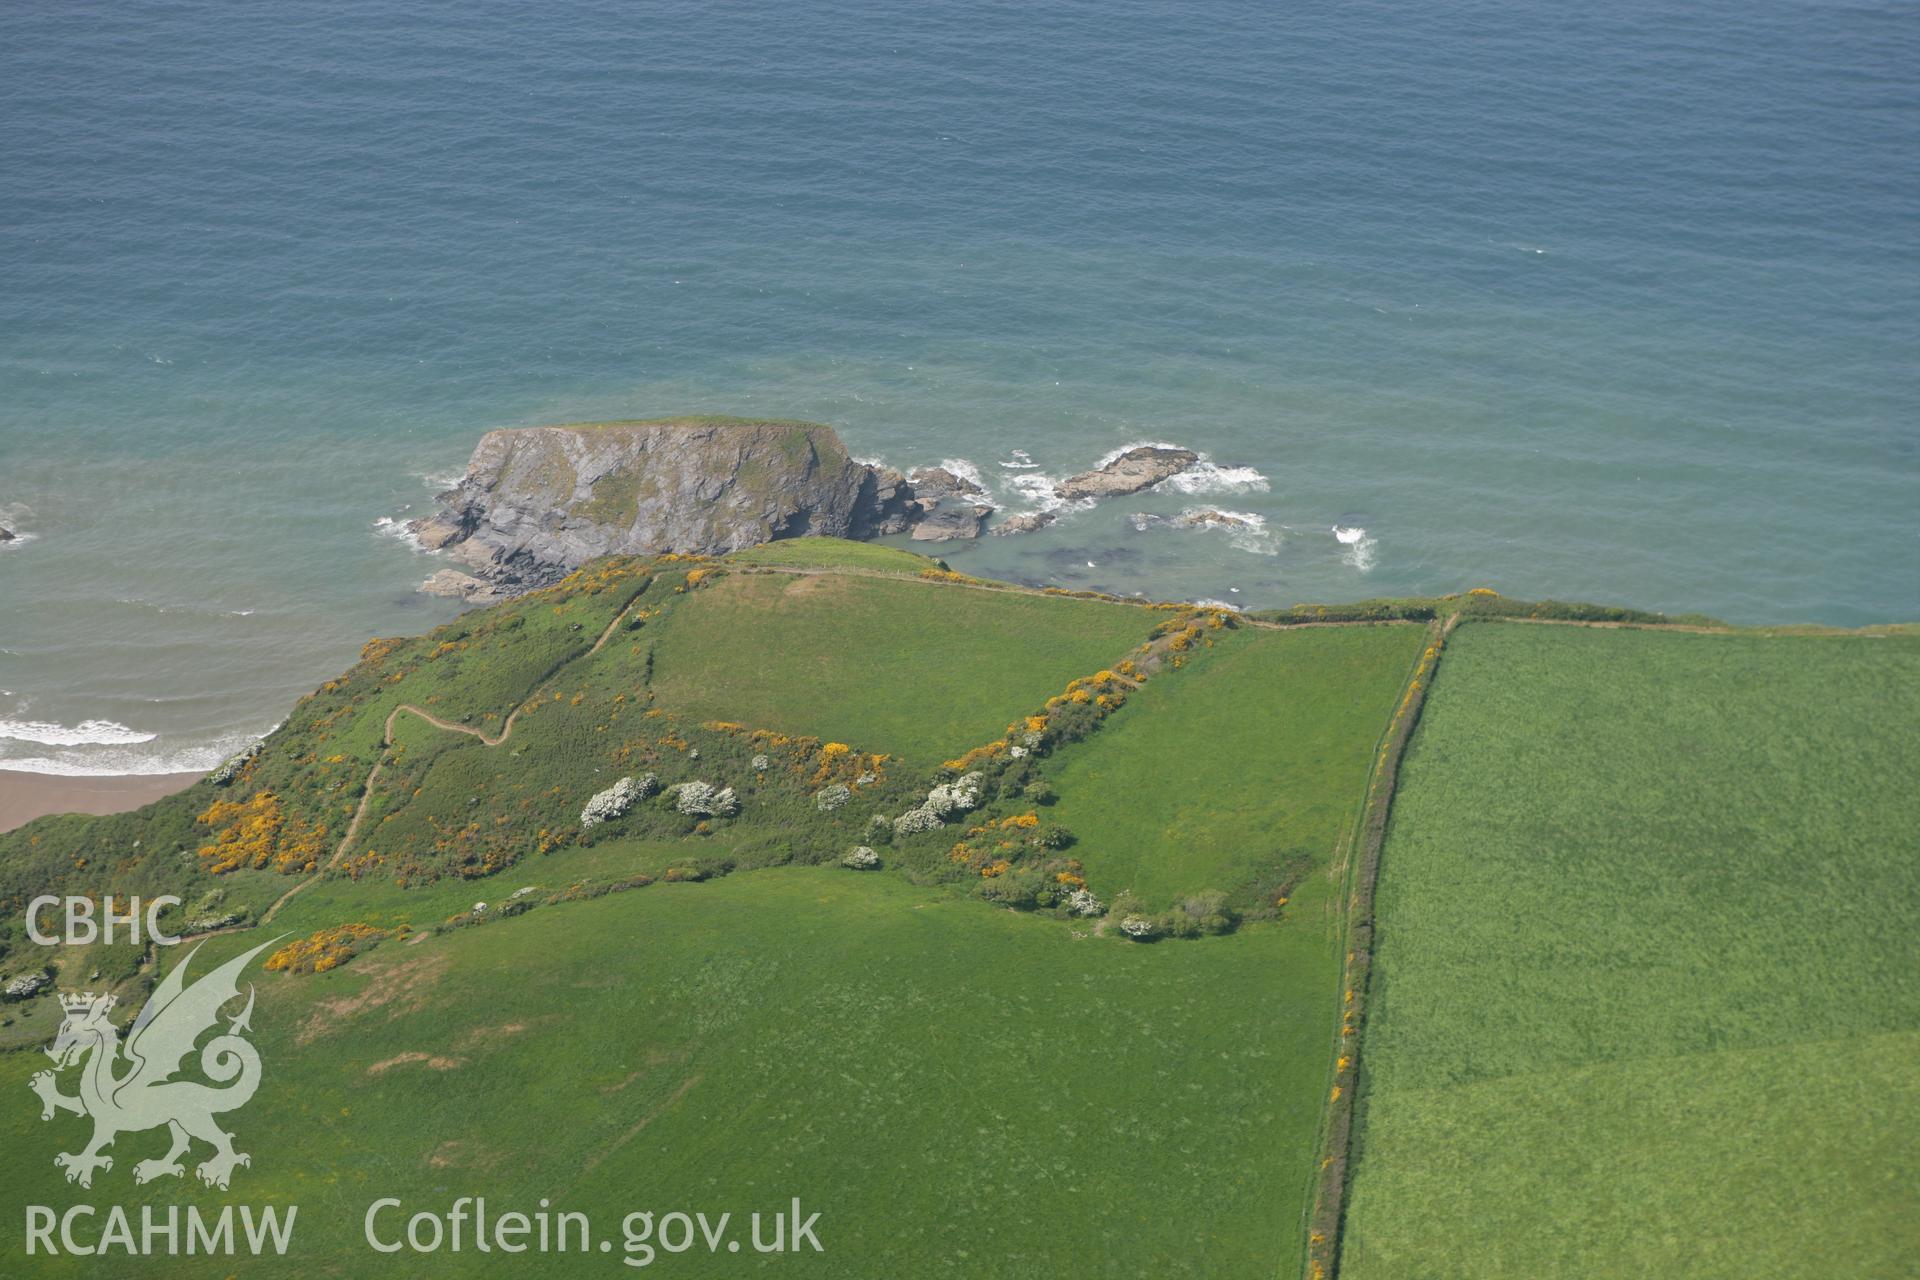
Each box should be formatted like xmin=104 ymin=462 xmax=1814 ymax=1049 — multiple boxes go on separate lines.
xmin=670 ymin=780 xmax=739 ymax=818
xmin=580 ymin=773 xmax=658 ymax=828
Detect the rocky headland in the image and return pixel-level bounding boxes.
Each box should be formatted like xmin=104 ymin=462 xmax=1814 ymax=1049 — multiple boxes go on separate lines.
xmin=409 ymin=418 xmax=1210 ymax=600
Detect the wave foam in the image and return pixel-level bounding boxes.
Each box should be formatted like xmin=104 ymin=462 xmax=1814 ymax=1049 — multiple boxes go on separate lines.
xmin=0 ymin=717 xmax=157 ymax=747
xmin=1162 ymin=462 xmax=1270 ymax=496
xmin=1339 ymin=529 xmax=1378 ymax=573
xmin=1 ymin=502 xmax=37 ymax=548
xmin=0 ymin=726 xmax=265 ymax=777
xmin=936 ymin=458 xmax=989 ymax=491
xmin=1005 ymin=473 xmax=1096 ymax=518
xmin=1133 ymin=507 xmax=1278 ymax=556
xmin=373 ymin=515 xmax=432 ymax=553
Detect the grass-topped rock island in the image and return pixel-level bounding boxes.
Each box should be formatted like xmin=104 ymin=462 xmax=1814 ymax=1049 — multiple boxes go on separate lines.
xmin=1 ymin=426 xmax=1913 ymax=1278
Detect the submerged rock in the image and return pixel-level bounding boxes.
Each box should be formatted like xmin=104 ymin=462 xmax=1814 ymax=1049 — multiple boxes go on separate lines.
xmin=1130 ymin=508 xmax=1256 ymax=534
xmin=992 ymin=510 xmax=1057 ymax=537
xmin=1173 ymin=508 xmax=1253 ymax=529
xmin=1055 ymin=446 xmax=1199 ymax=500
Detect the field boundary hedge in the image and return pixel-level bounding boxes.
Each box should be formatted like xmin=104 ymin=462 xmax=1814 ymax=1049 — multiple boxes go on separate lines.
xmin=1302 ymin=616 xmax=1452 ymax=1280
xmin=1251 ymin=591 xmax=1726 ymax=630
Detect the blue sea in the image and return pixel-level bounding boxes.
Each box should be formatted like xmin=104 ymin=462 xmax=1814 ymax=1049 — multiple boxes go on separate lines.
xmin=1 ymin=0 xmax=1915 ymax=775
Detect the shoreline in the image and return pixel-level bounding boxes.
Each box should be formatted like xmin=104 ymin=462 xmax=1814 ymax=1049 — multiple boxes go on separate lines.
xmin=0 ymin=769 xmax=202 ymax=834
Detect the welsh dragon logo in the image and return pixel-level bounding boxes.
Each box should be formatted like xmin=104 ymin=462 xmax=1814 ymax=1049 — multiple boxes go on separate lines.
xmin=29 ymin=937 xmax=280 ymax=1190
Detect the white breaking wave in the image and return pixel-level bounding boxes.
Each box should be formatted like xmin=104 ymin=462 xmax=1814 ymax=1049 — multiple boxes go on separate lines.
xmin=1004 ymin=473 xmax=1096 ymax=518
xmin=1190 ymin=598 xmax=1243 ymax=612
xmin=934 ymin=458 xmax=991 ymax=494
xmin=1338 ymin=528 xmax=1378 ymax=573
xmin=0 ymin=720 xmax=267 ymax=777
xmin=998 ymin=449 xmax=1040 ymax=470
xmin=373 ymin=515 xmax=432 ymax=553
xmin=0 ymin=717 xmax=157 ymax=747
xmin=418 ymin=469 xmax=465 ymax=491
xmin=1132 ymin=507 xmax=1278 ymax=556
xmin=1161 ymin=461 xmax=1270 ymax=496
xmin=1 ymin=502 xmax=38 ymax=548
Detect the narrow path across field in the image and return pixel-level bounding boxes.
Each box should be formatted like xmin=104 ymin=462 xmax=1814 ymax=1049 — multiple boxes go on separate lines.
xmin=260 ymin=591 xmax=647 ymax=924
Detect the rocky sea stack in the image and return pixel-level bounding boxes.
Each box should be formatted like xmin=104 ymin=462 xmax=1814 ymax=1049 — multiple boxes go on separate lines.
xmin=410 ymin=419 xmax=1219 ymax=600
xmin=411 ymin=418 xmax=966 ymax=600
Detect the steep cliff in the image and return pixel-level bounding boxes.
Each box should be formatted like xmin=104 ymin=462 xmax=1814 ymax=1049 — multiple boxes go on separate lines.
xmin=411 ymin=417 xmax=938 ymax=598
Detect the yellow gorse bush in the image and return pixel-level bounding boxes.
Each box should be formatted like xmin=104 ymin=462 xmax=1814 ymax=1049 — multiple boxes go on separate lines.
xmin=265 ymin=923 xmax=388 ymax=975
xmin=195 ymin=792 xmax=329 ymax=876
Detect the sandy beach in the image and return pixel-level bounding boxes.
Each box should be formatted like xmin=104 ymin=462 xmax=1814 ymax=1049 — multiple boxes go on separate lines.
xmin=0 ymin=769 xmax=202 ymax=834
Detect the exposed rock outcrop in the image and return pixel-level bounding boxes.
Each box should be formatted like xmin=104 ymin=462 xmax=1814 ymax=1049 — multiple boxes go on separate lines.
xmin=1055 ymin=446 xmax=1200 ymax=500
xmin=1173 ymin=508 xmax=1253 ymax=530
xmin=420 ymin=568 xmax=506 ymax=604
xmin=909 ymin=466 xmax=985 ymax=498
xmin=992 ymin=510 xmax=1057 ymax=536
xmin=412 ymin=418 xmax=922 ymax=596
xmin=903 ymin=466 xmax=993 ymax=542
xmin=0 ymin=526 xmax=14 ymax=543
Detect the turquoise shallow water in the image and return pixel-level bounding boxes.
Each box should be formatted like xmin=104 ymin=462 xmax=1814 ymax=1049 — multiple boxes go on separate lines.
xmin=1 ymin=0 xmax=1916 ymax=773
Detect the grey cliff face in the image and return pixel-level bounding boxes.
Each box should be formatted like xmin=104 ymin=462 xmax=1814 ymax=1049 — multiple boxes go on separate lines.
xmin=410 ymin=418 xmax=997 ymax=598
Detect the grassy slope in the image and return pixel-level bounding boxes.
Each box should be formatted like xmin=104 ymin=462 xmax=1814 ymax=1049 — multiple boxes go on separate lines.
xmin=1343 ymin=624 xmax=1920 ymax=1279
xmin=1046 ymin=625 xmax=1423 ymax=909
xmin=646 ymin=571 xmax=1158 ymax=769
xmin=0 ymin=869 xmax=1338 ymax=1279
xmin=724 ymin=537 xmax=946 ymax=575
xmin=0 ymin=557 xmax=1411 ymax=1276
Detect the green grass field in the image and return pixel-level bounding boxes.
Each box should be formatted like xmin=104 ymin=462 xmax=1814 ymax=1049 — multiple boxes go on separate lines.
xmin=645 ymin=571 xmax=1159 ymax=768
xmin=1342 ymin=624 xmax=1920 ymax=1279
xmin=0 ymin=868 xmax=1341 ymax=1278
xmin=1045 ymin=625 xmax=1423 ymax=910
